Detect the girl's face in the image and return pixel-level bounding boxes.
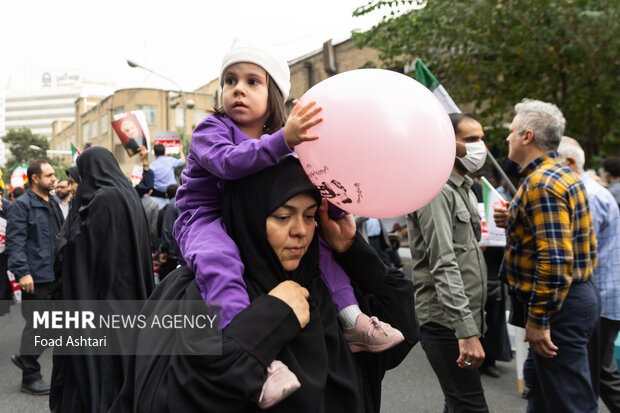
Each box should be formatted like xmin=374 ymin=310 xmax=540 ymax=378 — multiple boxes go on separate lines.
xmin=266 ymin=193 xmax=318 ymax=271
xmin=222 ymin=62 xmax=270 ymax=135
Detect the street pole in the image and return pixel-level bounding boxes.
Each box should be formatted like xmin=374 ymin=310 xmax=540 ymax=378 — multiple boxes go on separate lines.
xmin=127 ymin=60 xmax=188 ymax=149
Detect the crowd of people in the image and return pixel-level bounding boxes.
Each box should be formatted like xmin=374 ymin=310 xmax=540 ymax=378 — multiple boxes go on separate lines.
xmin=0 ymin=40 xmax=618 ymax=413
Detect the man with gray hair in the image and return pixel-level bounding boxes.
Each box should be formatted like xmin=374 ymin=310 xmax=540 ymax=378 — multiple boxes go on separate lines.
xmin=558 ymin=137 xmax=620 ymax=411
xmin=494 ymin=100 xmax=599 ymax=412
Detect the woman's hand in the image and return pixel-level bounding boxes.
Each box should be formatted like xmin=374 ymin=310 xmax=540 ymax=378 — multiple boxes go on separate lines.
xmin=282 ymin=100 xmax=322 ymax=148
xmin=318 ymin=199 xmax=356 ymax=253
xmin=269 ymin=281 xmax=310 ymax=328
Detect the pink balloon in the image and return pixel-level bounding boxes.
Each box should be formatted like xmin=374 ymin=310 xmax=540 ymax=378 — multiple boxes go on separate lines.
xmin=296 ymin=69 xmax=455 ymax=218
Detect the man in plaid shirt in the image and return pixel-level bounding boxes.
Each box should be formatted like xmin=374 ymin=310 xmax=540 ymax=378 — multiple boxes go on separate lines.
xmin=494 ymin=99 xmax=599 ymax=413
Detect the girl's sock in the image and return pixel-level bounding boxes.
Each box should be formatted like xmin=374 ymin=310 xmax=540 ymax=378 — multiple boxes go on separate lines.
xmin=338 ymin=304 xmax=362 ymax=329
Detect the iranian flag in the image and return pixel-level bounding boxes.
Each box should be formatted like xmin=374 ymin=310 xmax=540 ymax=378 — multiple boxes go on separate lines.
xmin=414 ymin=59 xmax=460 ymax=114
xmin=478 ymin=176 xmax=507 ymax=247
xmin=71 ymin=143 xmax=81 ymax=164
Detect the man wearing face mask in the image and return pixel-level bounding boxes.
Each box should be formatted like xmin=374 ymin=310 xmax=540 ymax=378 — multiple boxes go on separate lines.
xmin=406 ymin=113 xmax=489 ymax=412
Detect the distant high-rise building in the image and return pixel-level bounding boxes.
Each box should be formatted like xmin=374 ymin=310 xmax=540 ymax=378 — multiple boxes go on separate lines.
xmin=0 ymin=71 xmax=115 ymax=166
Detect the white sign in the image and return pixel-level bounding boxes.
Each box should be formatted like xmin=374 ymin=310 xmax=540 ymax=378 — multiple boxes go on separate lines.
xmin=130 ymin=165 xmax=144 ymax=187
xmin=153 ymin=131 xmax=180 ymax=155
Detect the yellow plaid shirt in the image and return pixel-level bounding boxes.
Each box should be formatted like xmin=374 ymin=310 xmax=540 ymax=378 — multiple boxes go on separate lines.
xmin=505 ymin=152 xmax=597 ymax=329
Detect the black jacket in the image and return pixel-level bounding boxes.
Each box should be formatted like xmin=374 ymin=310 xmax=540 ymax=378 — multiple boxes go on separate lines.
xmin=6 ymin=190 xmax=63 ymax=282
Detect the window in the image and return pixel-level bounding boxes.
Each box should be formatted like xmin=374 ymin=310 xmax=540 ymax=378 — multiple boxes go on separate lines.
xmin=82 ymin=122 xmax=90 ymax=141
xmin=193 ymin=109 xmax=208 ymax=125
xmin=114 ymin=106 xmax=125 ymax=116
xmin=175 ymin=108 xmax=185 ymax=129
xmin=101 ymin=114 xmax=108 ymax=134
xmin=136 ymin=105 xmax=157 ymax=126
xmin=91 ymin=118 xmax=98 ymax=138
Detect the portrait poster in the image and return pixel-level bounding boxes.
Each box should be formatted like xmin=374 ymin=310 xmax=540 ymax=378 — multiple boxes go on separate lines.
xmin=112 ymin=111 xmax=150 ymax=157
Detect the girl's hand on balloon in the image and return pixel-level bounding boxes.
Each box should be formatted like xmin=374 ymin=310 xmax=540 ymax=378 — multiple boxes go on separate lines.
xmin=318 ymin=199 xmax=356 ymax=253
xmin=283 ymin=100 xmax=323 ymax=148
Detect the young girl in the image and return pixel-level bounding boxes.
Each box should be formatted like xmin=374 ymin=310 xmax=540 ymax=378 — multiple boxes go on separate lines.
xmin=174 ymin=40 xmax=404 ymax=409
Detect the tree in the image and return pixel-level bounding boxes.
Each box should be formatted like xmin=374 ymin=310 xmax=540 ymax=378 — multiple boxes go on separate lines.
xmin=1 ymin=128 xmax=71 ymax=186
xmin=2 ymin=127 xmax=50 ymax=167
xmin=353 ymin=0 xmax=620 ymax=164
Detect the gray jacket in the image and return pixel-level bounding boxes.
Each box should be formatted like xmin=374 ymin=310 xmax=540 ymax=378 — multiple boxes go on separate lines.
xmin=407 ymin=172 xmax=487 ymax=339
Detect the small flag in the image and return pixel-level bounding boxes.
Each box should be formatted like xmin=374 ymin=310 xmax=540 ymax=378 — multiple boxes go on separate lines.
xmin=7 ymin=271 xmax=22 ymax=303
xmin=414 ymin=58 xmax=518 ymax=197
xmin=478 ymin=176 xmax=507 ymax=247
xmin=10 ymin=163 xmax=28 ymax=192
xmin=414 ymin=59 xmax=460 ymax=114
xmin=153 ymin=260 xmax=161 ymax=285
xmin=71 ymin=143 xmax=81 ymax=165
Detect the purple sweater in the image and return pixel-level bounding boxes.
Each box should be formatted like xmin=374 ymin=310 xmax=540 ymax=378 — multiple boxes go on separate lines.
xmin=173 ymin=114 xmax=293 ymax=324
xmin=175 ymin=114 xmax=292 ymax=220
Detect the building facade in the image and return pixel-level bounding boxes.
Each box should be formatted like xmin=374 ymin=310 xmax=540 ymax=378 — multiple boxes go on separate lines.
xmin=50 ymin=88 xmax=215 ymax=176
xmin=50 ymin=37 xmax=382 ymax=177
xmin=195 ymin=38 xmax=382 ymax=108
xmin=288 ymin=38 xmax=381 ymax=102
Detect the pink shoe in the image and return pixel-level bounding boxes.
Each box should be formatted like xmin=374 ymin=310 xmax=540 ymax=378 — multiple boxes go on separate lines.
xmin=343 ymin=314 xmax=405 ymax=353
xmin=254 ymin=360 xmax=301 ymax=410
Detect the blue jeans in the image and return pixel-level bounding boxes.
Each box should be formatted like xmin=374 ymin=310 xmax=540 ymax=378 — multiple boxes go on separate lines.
xmin=524 ymin=280 xmax=599 ymax=413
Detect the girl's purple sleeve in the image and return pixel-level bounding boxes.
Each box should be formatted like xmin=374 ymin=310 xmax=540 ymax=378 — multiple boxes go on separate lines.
xmin=176 ymin=210 xmax=251 ymax=328
xmin=191 ymin=115 xmax=293 ymax=180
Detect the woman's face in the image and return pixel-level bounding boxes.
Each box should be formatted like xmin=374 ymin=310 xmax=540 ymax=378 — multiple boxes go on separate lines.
xmin=67 ymin=176 xmax=79 ymax=196
xmin=266 ymin=193 xmax=318 ymax=271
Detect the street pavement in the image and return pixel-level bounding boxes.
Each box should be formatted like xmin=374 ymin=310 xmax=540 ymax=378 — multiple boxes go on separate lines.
xmin=0 ymin=258 xmax=611 ymax=412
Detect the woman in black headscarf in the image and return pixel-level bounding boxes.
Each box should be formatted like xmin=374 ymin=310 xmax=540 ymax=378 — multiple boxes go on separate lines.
xmin=54 ymin=166 xmax=80 ymax=278
xmin=65 ymin=166 xmax=80 ymax=198
xmin=110 ymin=156 xmax=417 ymax=413
xmin=51 ymin=146 xmax=154 ymax=413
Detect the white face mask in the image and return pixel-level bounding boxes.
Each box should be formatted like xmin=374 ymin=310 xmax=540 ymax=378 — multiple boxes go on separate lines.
xmin=457 ymin=141 xmax=487 ymax=172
